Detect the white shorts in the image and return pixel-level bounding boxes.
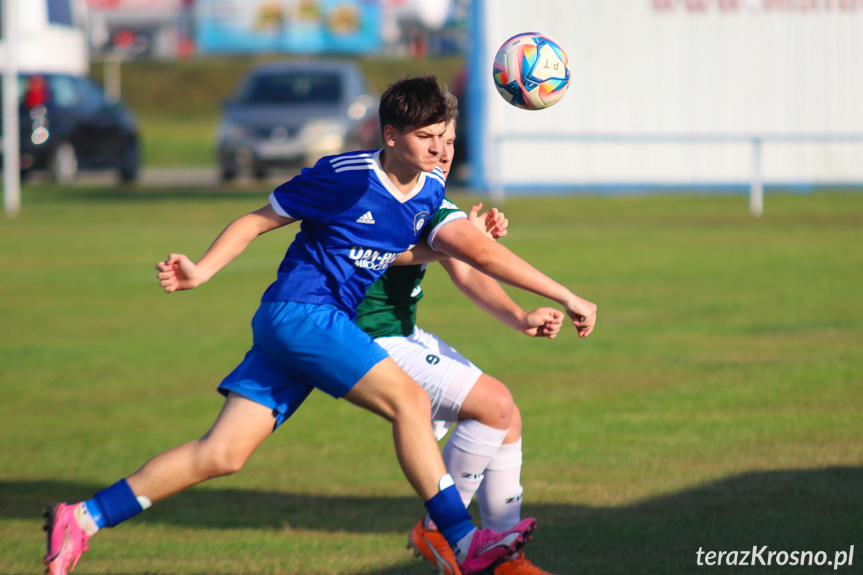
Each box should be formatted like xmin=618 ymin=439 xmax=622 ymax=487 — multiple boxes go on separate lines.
xmin=376 ymin=326 xmax=483 ymax=440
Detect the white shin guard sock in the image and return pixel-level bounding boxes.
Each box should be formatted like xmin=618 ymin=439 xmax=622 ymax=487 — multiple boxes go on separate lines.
xmin=476 ymin=438 xmax=524 ymax=532
xmin=74 ymin=503 xmax=101 ymax=536
xmin=442 ymin=420 xmax=509 ymax=510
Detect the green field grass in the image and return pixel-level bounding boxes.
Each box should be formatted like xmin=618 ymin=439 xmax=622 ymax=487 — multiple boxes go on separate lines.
xmin=1 ymin=186 xmax=862 ymax=574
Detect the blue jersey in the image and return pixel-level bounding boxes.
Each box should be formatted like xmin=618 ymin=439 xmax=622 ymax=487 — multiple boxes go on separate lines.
xmin=262 ymin=150 xmax=446 ymax=319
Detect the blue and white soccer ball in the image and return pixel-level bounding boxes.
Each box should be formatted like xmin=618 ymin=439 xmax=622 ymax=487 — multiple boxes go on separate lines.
xmin=493 ymin=32 xmax=571 ymax=110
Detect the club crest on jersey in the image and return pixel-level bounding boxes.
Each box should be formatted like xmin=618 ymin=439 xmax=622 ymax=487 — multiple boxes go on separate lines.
xmin=414 ymin=211 xmax=430 ymax=235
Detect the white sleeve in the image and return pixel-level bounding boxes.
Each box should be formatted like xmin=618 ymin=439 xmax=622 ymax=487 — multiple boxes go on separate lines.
xmin=426 ymin=211 xmax=467 ymax=251
xmin=269 ymin=191 xmax=298 ymax=219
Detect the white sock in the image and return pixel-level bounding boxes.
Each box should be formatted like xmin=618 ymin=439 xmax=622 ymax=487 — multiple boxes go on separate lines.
xmin=422 ymin=514 xmax=435 ymax=530
xmin=476 ymin=438 xmax=524 ymax=532
xmin=453 ymin=528 xmax=478 ymax=563
xmin=74 ymin=503 xmax=101 ymax=537
xmin=442 ymin=420 xmax=509 ymax=509
xmin=137 ymin=495 xmax=153 ymax=510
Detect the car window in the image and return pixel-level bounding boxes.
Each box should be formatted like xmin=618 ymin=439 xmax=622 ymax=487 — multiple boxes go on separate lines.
xmin=79 ymin=79 xmax=108 ymax=112
xmin=237 ymin=72 xmax=343 ymax=105
xmin=47 ymin=76 xmax=84 ymax=109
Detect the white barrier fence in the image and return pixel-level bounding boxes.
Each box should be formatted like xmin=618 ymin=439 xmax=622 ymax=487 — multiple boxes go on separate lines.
xmin=488 ymin=132 xmax=863 ymax=216
xmin=469 ymin=0 xmax=863 ymax=211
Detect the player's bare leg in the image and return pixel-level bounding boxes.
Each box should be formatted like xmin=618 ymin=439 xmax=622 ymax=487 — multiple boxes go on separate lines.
xmin=126 ymin=393 xmax=275 ymax=501
xmin=346 ymin=359 xmax=536 ymax=574
xmin=407 ymin=375 xmax=516 ymax=571
xmin=344 ymin=357 xmax=447 ymax=500
xmin=443 ymin=375 xmax=513 ymax=509
xmin=417 ymin=381 xmax=554 ymax=574
xmin=43 ymin=393 xmax=275 ymax=575
xmin=458 ymin=374 xmax=514 ymax=431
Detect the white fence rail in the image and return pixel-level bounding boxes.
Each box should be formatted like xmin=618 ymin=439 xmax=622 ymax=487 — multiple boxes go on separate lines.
xmin=488 ymin=133 xmax=863 ymax=216
xmin=468 ymin=0 xmax=863 ymax=211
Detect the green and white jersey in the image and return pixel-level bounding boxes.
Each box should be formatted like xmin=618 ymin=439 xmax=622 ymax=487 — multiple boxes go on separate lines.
xmin=355 ymin=196 xmax=466 ymax=338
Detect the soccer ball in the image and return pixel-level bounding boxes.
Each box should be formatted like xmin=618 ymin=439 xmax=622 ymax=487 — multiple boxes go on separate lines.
xmin=492 ymin=32 xmax=570 ymax=110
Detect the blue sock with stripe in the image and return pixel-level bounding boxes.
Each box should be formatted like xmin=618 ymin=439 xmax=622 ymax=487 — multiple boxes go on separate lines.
xmin=424 ymin=475 xmax=474 ymax=546
xmin=84 ymin=479 xmax=144 ymax=529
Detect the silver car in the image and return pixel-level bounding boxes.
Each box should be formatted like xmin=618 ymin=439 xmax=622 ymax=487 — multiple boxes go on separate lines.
xmin=216 ymin=60 xmax=379 ymax=181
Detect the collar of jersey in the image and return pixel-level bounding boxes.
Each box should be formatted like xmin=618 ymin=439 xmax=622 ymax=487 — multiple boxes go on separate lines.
xmin=372 ymin=150 xmax=429 ymax=204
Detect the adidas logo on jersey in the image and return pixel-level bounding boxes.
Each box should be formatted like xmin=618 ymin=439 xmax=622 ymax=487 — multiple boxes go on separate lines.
xmin=356 ymin=211 xmax=375 ymax=224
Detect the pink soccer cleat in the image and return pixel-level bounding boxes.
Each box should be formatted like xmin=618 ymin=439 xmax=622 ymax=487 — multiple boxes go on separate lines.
xmin=457 ymin=517 xmax=537 ymax=575
xmin=43 ymin=503 xmax=90 ymax=575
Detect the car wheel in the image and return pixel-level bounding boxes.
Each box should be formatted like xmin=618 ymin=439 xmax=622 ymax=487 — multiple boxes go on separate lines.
xmin=49 ymin=142 xmax=78 ymax=183
xmin=119 ymin=140 xmax=139 ymax=183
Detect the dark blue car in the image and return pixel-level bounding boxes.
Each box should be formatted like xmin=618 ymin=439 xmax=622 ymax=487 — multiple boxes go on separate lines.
xmin=2 ymin=73 xmax=139 ymax=182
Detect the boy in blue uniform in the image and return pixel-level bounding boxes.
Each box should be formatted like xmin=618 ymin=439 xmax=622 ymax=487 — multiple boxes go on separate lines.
xmin=42 ymin=75 xmax=537 ymax=575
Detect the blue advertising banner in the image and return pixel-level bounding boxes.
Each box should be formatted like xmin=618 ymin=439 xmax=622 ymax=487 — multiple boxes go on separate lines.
xmin=196 ymin=0 xmax=381 ymax=54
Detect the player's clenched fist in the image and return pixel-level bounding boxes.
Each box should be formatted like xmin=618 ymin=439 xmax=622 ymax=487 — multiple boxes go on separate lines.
xmin=564 ymin=295 xmax=597 ymax=338
xmin=155 ymin=253 xmax=201 ymax=293
xmin=522 ymin=307 xmax=564 ymax=339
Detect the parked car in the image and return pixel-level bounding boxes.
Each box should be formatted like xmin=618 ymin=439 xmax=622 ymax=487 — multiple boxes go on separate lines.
xmin=1 ymin=73 xmax=140 ymax=183
xmin=216 ymin=60 xmax=380 ymax=181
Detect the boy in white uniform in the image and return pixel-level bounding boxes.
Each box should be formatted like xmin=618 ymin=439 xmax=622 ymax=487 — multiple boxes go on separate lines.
xmin=356 ymin=118 xmax=593 ymax=574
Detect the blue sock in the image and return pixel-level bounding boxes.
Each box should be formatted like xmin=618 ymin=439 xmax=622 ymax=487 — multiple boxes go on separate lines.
xmin=424 ymin=484 xmax=474 ymax=546
xmin=84 ymin=479 xmax=143 ymax=529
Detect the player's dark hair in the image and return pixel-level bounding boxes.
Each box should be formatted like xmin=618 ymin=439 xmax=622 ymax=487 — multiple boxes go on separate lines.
xmin=379 ymin=74 xmax=455 ymax=134
xmin=444 ymin=91 xmax=460 ymax=125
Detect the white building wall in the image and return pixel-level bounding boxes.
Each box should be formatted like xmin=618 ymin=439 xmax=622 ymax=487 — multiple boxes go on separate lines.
xmin=472 ymin=0 xmax=863 ymax=190
xmin=0 ymin=0 xmax=89 ymax=75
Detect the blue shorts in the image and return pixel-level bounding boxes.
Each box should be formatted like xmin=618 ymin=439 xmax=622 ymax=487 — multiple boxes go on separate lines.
xmin=219 ymin=301 xmax=389 ymax=429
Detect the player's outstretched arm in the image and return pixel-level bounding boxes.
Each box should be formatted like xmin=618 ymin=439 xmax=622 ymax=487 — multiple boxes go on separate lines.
xmin=391 ymin=203 xmax=506 ymax=267
xmin=156 ymin=204 xmax=295 ymax=293
xmin=433 ymin=218 xmax=597 ymax=337
xmin=440 ymin=257 xmax=563 ymax=338
xmin=391 ymin=240 xmax=444 ymax=266
xmin=446 ymin=204 xmax=562 ymax=337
